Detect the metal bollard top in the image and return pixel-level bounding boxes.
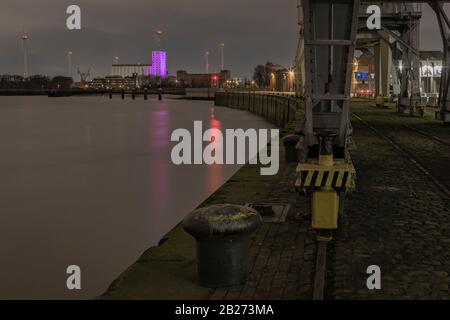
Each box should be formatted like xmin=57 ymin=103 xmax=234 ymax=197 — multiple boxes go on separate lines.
xmin=183 ymin=204 xmax=261 ymax=239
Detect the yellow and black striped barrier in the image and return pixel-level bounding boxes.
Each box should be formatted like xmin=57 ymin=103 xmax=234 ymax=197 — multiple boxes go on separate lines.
xmin=295 ymin=160 xmax=356 ymax=192
xmin=295 ymin=159 xmax=356 ymax=235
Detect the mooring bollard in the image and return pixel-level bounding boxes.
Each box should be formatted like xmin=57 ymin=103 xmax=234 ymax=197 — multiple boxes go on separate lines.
xmin=144 ymin=89 xmax=148 ymax=100
xmin=282 ymin=134 xmax=301 ymax=163
xmin=183 ymin=204 xmax=261 ymax=287
xmin=132 ymin=90 xmax=135 ymax=100
xmin=158 ymin=88 xmax=163 ymax=101
xmin=121 ymin=89 xmax=125 ymax=100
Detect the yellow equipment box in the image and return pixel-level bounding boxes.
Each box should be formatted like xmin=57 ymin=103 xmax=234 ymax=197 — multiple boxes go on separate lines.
xmin=312 ymin=190 xmax=339 ymax=229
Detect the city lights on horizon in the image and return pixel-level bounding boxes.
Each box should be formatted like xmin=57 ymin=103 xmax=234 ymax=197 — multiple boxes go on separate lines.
xmin=14 ymin=28 xmax=238 ymax=79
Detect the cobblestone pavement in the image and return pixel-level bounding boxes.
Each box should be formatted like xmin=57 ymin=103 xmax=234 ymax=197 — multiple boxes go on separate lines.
xmin=352 ymin=104 xmax=450 ymax=190
xmin=101 ymin=110 xmax=319 ymax=300
xmin=332 ymin=103 xmax=450 ymax=299
xmin=103 ymin=102 xmax=449 ymax=300
xmin=207 ymin=152 xmax=317 ymax=300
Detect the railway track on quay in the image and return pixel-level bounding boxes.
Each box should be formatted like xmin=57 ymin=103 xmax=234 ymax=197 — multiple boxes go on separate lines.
xmin=402 ymin=124 xmax=450 ymax=148
xmin=311 ymin=112 xmax=449 ymax=300
xmin=352 ymin=113 xmax=450 ymax=198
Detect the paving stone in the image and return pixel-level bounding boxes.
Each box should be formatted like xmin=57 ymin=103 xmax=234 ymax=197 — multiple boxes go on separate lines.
xmin=331 ymin=103 xmax=450 ymax=300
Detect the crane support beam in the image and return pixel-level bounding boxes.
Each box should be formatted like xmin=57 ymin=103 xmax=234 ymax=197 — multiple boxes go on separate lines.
xmin=301 ymin=0 xmax=360 ymax=155
xmin=429 ymin=1 xmax=450 ymax=123
xmin=297 ymin=0 xmax=450 ymax=237
xmin=379 ymin=28 xmax=420 ymax=57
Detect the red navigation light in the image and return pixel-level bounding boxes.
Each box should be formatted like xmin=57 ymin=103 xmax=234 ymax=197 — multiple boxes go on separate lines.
xmin=212 ymin=76 xmax=219 ymax=81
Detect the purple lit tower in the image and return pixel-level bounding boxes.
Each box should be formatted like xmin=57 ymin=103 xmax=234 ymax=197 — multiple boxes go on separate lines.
xmin=151 ymin=51 xmax=167 ymax=78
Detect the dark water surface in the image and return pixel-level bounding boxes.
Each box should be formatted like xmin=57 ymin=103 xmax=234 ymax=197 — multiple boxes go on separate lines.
xmin=0 ymin=96 xmax=274 ymax=299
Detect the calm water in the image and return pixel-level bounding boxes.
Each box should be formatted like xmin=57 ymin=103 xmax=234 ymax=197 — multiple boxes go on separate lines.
xmin=0 ymin=96 xmax=274 ymax=299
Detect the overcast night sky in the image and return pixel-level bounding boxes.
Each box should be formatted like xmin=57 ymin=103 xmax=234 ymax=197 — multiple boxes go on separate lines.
xmin=0 ymin=0 xmax=448 ymax=79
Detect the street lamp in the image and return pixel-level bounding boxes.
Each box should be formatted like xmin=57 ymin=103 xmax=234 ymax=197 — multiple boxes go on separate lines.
xmin=270 ymin=73 xmax=275 ymax=90
xmin=288 ymin=70 xmax=295 ymax=92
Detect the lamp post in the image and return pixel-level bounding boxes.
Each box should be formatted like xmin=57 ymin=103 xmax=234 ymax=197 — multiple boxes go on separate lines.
xmin=270 ymin=73 xmax=275 ymax=91
xmin=289 ymin=69 xmax=295 ymax=92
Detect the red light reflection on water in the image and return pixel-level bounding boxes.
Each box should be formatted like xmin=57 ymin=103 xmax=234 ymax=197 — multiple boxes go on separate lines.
xmin=207 ymin=107 xmax=224 ymax=191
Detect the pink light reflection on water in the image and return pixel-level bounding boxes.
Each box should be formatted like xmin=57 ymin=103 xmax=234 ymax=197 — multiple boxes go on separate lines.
xmin=148 ymin=103 xmax=171 ymax=230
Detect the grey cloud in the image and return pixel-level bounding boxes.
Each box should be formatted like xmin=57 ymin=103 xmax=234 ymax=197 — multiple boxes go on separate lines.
xmin=0 ymin=1 xmax=447 ymax=78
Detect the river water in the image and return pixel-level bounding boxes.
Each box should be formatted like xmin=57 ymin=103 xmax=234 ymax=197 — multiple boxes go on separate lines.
xmin=0 ymin=96 xmax=274 ymax=299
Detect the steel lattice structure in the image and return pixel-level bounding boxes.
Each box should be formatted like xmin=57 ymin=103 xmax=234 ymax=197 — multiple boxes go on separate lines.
xmin=295 ymin=0 xmax=450 ymax=158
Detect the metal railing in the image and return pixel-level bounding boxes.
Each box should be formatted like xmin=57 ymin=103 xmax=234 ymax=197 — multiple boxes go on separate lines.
xmin=215 ymin=91 xmax=302 ymax=128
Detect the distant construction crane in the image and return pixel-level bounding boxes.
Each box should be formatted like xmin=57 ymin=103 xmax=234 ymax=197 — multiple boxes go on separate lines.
xmin=77 ymin=68 xmax=91 ymax=86
xmin=21 ymin=33 xmax=29 ymax=78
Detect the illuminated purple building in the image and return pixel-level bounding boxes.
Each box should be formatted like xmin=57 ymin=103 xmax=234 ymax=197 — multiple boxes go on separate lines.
xmin=151 ymin=51 xmax=167 ymax=78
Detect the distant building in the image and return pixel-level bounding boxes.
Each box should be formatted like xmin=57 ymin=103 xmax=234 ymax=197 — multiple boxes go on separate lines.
xmin=266 ymin=64 xmax=295 ymax=92
xmin=0 ymin=74 xmax=51 ymax=90
xmin=0 ymin=75 xmax=24 ymax=82
xmin=351 ymin=53 xmax=375 ymax=97
xmin=232 ymin=77 xmax=245 ymax=86
xmin=110 ymin=50 xmax=168 ymax=79
xmin=350 ymin=50 xmax=444 ymax=102
xmin=90 ymin=78 xmax=107 ymax=89
xmin=176 ymin=70 xmax=231 ymax=88
xmin=90 ymin=76 xmax=137 ymax=90
xmin=50 ymin=76 xmax=73 ymax=90
xmin=111 ymin=64 xmax=151 ymax=78
xmin=151 ymin=51 xmax=167 ymax=78
xmin=420 ymin=51 xmax=443 ymax=101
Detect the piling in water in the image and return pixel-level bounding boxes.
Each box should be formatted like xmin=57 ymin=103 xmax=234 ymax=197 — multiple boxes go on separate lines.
xmin=158 ymin=88 xmax=163 ymax=101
